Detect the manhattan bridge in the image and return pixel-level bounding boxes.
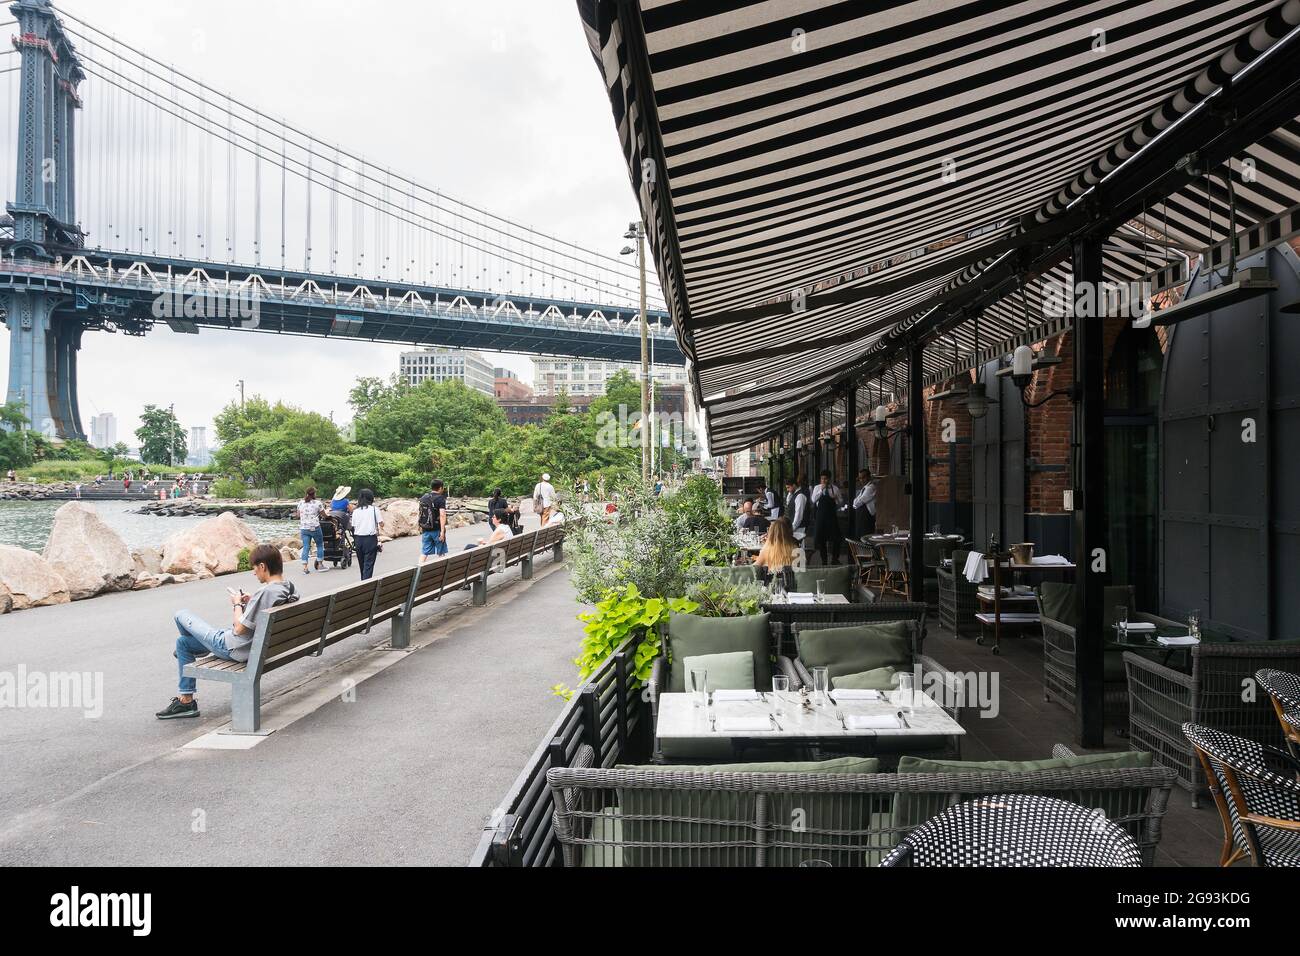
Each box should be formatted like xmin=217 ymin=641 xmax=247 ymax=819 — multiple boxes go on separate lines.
xmin=0 ymin=0 xmax=678 ymax=441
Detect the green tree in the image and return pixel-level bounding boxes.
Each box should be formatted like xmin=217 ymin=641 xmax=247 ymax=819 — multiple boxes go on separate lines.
xmin=353 ymin=379 xmax=507 ymax=453
xmin=313 ymin=447 xmax=414 ymax=498
xmin=347 ymin=374 xmax=404 ymax=418
xmin=135 ymin=405 xmax=188 ymax=466
xmin=0 ymin=402 xmax=34 ymax=471
xmin=214 ymin=405 xmax=344 ymax=494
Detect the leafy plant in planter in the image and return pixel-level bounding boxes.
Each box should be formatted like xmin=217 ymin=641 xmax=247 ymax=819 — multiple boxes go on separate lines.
xmin=684 ymin=568 xmax=769 ymax=618
xmin=575 ymin=584 xmax=697 ymax=690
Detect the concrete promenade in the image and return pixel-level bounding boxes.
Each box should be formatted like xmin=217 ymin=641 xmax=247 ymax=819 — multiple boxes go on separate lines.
xmin=0 ymin=516 xmax=584 ymax=865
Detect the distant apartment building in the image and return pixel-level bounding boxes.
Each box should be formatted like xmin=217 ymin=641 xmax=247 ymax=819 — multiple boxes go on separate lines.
xmin=499 ymin=393 xmax=595 ymax=427
xmin=399 ymin=348 xmax=495 ymax=396
xmin=90 ymin=413 xmax=117 ymax=449
xmin=494 ymin=368 xmax=534 ymax=402
xmin=531 ymin=358 xmax=689 ymax=397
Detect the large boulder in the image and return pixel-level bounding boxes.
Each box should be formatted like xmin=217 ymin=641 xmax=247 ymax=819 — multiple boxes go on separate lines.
xmin=0 ymin=583 xmax=11 ymax=614
xmin=160 ymin=512 xmax=259 ymax=577
xmin=132 ymin=547 xmax=162 ymax=576
xmin=0 ymin=545 xmax=70 ymax=609
xmin=380 ymin=499 xmax=419 ymax=538
xmin=43 ymin=502 xmax=137 ymax=600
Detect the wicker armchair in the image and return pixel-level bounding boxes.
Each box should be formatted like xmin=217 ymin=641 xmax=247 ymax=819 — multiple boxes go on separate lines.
xmin=1039 ymin=607 xmax=1182 ymax=727
xmin=1256 ymin=668 xmax=1300 ymax=760
xmin=545 ymin=744 xmax=1175 ymax=867
xmin=1125 ymin=642 xmax=1300 ymax=806
xmin=937 ymin=549 xmax=981 ymax=637
xmin=1183 ymin=722 xmax=1300 ymax=867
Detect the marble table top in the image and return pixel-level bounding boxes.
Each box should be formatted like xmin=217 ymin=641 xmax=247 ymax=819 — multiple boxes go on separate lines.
xmin=762 ymin=593 xmax=850 ymax=607
xmin=656 ymin=690 xmax=965 ymax=740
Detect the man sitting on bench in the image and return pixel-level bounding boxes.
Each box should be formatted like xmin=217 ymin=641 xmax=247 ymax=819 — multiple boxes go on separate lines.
xmin=156 ymin=544 xmax=300 ymax=721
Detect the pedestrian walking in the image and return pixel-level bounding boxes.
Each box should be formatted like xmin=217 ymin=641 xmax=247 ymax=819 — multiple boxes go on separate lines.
xmin=351 ymin=489 xmax=383 ymax=580
xmin=297 ymin=486 xmax=328 ymax=574
xmin=418 ymin=479 xmax=449 ymax=563
xmin=532 ymin=472 xmax=556 ymax=526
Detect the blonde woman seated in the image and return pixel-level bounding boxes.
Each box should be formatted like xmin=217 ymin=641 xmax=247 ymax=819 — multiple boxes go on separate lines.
xmin=753 ymin=518 xmax=805 ymax=590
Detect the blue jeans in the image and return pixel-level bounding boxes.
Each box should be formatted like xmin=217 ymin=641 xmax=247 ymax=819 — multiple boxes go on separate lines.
xmin=301 ymin=526 xmax=325 ymax=566
xmin=421 ymin=530 xmax=447 ymax=557
xmin=175 ymin=610 xmax=235 ymax=695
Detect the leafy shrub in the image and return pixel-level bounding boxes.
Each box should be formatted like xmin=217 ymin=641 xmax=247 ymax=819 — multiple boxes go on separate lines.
xmin=236 ymin=548 xmax=252 ymax=572
xmin=575 ymin=584 xmax=697 ymax=688
xmin=684 ymin=567 xmax=769 ymax=618
xmin=211 ymin=478 xmax=249 ymax=500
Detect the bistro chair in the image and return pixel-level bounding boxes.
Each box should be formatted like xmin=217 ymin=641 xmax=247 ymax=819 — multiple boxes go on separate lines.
xmin=1256 ymin=668 xmax=1300 ymax=760
xmin=1183 ymin=722 xmax=1300 ymax=867
xmin=877 ymin=541 xmax=909 ymax=597
xmin=879 ymin=793 xmax=1143 ymax=867
xmin=848 ymin=540 xmax=884 ymax=589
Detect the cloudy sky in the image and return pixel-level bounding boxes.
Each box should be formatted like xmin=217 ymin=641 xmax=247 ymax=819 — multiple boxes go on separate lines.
xmin=1 ymin=0 xmax=652 ymax=445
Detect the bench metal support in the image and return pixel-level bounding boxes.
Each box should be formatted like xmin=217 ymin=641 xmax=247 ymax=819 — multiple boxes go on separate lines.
xmin=552 ymin=541 xmax=563 ymax=562
xmin=520 ymin=552 xmax=534 ymax=580
xmin=471 ymin=572 xmax=488 ymax=607
xmin=391 ymin=565 xmax=423 ymax=651
xmin=229 ymin=678 xmax=263 ymax=735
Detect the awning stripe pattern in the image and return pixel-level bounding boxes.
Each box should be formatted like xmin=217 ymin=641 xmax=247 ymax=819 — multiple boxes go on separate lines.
xmin=579 ymin=0 xmax=1300 ymax=454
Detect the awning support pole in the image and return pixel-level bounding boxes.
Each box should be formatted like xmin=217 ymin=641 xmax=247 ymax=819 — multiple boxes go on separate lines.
xmin=1073 ymin=235 xmax=1107 ymax=748
xmin=908 ymin=345 xmax=927 ymax=603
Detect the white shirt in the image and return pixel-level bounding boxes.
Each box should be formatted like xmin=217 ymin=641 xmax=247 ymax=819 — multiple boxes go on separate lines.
xmin=853 ymin=481 xmax=877 ymax=515
xmin=351 ymin=505 xmax=382 ymax=536
xmin=533 ymin=481 xmax=555 ymax=507
xmin=549 ymin=512 xmax=566 ymax=525
xmin=788 ymin=491 xmax=808 ymax=540
xmin=810 ymin=484 xmax=842 ymax=506
xmin=488 ymin=523 xmax=515 ymax=544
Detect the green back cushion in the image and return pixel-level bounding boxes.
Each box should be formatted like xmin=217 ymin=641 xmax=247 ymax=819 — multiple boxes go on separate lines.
xmin=832 ymin=666 xmax=902 ymax=690
xmin=796 ymin=622 xmax=912 ymax=681
xmin=619 ymin=757 xmax=884 ymax=866
xmin=793 ymin=564 xmax=855 ymax=600
xmin=681 ymin=651 xmax=755 ymax=692
xmin=668 ymin=612 xmax=772 ymax=693
xmin=722 ymin=565 xmax=758 ymax=585
xmin=1039 ymin=581 xmax=1078 ymax=625
xmin=894 ymin=750 xmax=1155 ymax=829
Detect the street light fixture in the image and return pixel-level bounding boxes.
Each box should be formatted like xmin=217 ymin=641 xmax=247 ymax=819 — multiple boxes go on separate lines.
xmin=621 ymin=221 xmax=650 ymax=484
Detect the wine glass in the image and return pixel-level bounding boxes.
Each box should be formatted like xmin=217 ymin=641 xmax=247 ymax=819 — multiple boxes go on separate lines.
xmin=1188 ymin=609 xmax=1201 ymax=639
xmin=1115 ymin=605 xmax=1129 ymax=636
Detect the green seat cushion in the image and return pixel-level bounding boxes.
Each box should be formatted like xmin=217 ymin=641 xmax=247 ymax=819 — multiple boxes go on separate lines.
xmin=796 ymin=621 xmax=912 ymax=681
xmin=668 ymin=611 xmax=772 ymax=694
xmin=630 ymin=755 xmax=880 ymax=775
xmin=681 ymin=651 xmax=755 ymax=692
xmin=832 ymin=666 xmax=902 ymax=690
xmin=581 ymin=807 xmax=624 ymax=868
xmin=793 ymin=564 xmax=855 ymax=600
xmin=894 ymin=750 xmax=1155 ymax=828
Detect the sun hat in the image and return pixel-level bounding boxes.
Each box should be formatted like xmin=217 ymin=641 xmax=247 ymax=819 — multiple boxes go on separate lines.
xmin=542 ymin=473 xmax=551 ymax=482
xmin=332 ymin=486 xmax=352 ymax=502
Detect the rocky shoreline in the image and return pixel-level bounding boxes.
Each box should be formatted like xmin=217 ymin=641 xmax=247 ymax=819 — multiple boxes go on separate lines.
xmin=0 ymin=497 xmax=489 ymax=615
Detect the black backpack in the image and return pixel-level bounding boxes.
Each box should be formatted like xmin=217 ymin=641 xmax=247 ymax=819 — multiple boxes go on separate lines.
xmin=418 ymin=493 xmax=438 ymax=531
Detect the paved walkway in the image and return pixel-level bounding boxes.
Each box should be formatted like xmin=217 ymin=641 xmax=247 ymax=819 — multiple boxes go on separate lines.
xmin=0 ymin=516 xmax=585 ymax=865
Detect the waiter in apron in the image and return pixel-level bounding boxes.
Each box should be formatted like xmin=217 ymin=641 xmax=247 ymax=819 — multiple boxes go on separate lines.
xmin=810 ymin=470 xmax=843 ymax=566
xmin=852 ymin=468 xmax=877 ymax=538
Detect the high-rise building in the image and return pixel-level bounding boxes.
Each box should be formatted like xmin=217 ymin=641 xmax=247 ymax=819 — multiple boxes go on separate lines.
xmin=398 ymin=348 xmax=495 ymax=396
xmin=531 ymin=358 xmax=689 ymax=396
xmin=90 ymin=413 xmax=117 ymax=449
xmin=188 ymin=426 xmax=210 ymax=467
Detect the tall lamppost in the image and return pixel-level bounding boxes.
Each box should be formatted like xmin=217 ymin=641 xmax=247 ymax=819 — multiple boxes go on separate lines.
xmin=621 ymin=221 xmax=649 ymax=484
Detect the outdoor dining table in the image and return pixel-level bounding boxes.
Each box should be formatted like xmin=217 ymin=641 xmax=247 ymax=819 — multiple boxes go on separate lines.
xmin=655 ymin=689 xmax=965 ymax=761
xmin=762 ymin=593 xmax=850 ymax=655
xmin=1108 ymin=623 xmax=1200 ymax=670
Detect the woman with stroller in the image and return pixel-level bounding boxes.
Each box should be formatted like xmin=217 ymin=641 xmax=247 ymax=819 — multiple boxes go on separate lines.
xmin=351 ymin=489 xmax=384 ymax=580
xmin=297 ymin=487 xmax=328 ymax=574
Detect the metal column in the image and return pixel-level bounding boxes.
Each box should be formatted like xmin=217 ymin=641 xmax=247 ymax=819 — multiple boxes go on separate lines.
xmin=908 ymin=346 xmax=927 ymax=603
xmin=1073 ymin=236 xmax=1107 ymax=747
xmin=845 ymin=386 xmax=858 ymax=506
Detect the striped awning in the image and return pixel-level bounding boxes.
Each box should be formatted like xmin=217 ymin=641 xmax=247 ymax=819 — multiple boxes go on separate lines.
xmin=579 ymin=0 xmax=1300 ymax=453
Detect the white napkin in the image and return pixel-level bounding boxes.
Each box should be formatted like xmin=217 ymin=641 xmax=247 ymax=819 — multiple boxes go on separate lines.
xmin=712 ymin=689 xmax=761 ymax=702
xmin=846 ymin=714 xmax=902 ymax=730
xmin=716 ymin=716 xmax=772 ymax=733
xmin=963 ymin=551 xmax=988 ymax=584
xmin=1119 ymin=621 xmax=1155 ymax=632
xmin=786 ymin=592 xmax=816 ymax=604
xmin=1031 ymin=554 xmax=1072 ymax=566
xmin=1157 ymin=635 xmax=1200 ymax=647
xmin=830 ymin=689 xmax=882 ymax=701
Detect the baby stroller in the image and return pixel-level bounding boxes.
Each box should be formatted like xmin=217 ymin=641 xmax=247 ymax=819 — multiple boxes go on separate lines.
xmin=320 ymin=513 xmax=355 ymax=569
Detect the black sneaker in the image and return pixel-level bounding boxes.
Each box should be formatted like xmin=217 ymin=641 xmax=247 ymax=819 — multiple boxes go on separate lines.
xmin=156 ymin=697 xmax=199 ymax=720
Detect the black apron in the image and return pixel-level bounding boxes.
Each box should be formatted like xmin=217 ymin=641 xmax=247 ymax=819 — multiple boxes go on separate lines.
xmin=813 ymin=487 xmax=839 ymax=542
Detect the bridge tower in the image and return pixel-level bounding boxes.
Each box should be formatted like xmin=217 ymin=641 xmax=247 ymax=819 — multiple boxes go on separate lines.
xmin=3 ymin=0 xmax=86 ymax=441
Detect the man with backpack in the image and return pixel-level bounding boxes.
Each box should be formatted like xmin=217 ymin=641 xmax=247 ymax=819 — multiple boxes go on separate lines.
xmin=418 ymin=479 xmax=449 ymax=563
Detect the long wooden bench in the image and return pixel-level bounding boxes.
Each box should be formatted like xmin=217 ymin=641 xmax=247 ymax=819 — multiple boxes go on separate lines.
xmin=185 ymin=523 xmax=569 ymax=733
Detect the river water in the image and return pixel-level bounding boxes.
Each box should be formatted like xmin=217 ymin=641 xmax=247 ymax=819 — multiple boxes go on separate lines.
xmin=0 ymin=500 xmax=296 ymax=553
